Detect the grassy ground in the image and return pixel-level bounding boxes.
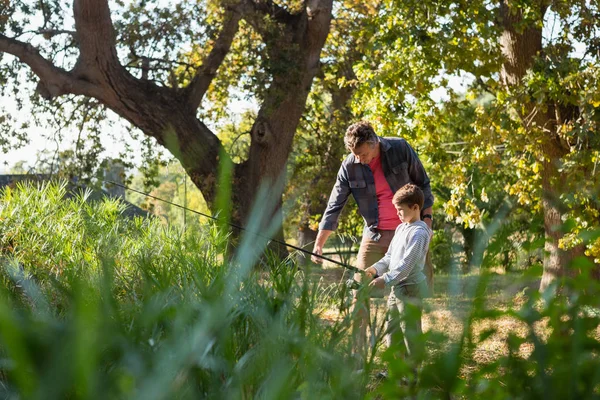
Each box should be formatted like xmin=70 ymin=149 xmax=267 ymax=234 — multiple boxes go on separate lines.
xmin=307 ymin=262 xmax=542 ymax=377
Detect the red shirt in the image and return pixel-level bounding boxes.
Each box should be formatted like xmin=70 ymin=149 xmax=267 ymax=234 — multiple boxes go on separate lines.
xmin=368 ymin=155 xmax=401 ymax=230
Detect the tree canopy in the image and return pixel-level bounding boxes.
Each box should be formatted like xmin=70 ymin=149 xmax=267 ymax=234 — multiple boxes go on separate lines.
xmin=345 ymin=0 xmax=600 ymax=288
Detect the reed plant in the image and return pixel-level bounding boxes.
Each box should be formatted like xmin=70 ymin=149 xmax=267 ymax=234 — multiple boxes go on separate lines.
xmin=1 ymin=181 xmax=600 ymax=399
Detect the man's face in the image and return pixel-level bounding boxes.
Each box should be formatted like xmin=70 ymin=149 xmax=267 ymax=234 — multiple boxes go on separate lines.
xmin=351 ymin=142 xmax=378 ymax=164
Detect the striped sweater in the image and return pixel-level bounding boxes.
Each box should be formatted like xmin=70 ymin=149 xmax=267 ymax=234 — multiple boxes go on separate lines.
xmin=372 ymin=220 xmax=431 ymax=287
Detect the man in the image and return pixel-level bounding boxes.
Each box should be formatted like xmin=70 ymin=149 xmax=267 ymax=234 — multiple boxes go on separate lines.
xmin=311 ymin=121 xmax=434 ymax=359
xmin=311 ymin=121 xmax=434 ymax=288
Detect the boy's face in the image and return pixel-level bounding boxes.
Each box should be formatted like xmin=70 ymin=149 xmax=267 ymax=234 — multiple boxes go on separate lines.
xmin=395 ymin=203 xmax=420 ymax=223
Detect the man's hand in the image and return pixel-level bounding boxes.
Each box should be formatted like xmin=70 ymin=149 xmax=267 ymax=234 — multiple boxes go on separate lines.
xmin=311 ymin=245 xmax=324 ymax=264
xmin=311 ymin=230 xmax=333 ymax=264
xmin=369 ymin=277 xmax=385 ymax=289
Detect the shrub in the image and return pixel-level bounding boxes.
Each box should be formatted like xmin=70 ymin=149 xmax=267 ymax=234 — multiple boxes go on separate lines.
xmin=430 ymin=228 xmax=453 ymax=273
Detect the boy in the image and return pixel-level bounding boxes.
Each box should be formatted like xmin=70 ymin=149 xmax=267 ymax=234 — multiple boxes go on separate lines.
xmin=365 ymin=183 xmax=431 ymax=369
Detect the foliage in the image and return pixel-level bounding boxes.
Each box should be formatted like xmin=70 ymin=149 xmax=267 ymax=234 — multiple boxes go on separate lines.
xmin=349 ymin=0 xmax=600 ymax=269
xmin=215 ymin=110 xmax=255 ymax=164
xmin=127 ymin=160 xmax=211 ymax=232
xmin=429 ymin=228 xmax=453 ymax=273
xmin=384 ymin=264 xmax=600 ymax=400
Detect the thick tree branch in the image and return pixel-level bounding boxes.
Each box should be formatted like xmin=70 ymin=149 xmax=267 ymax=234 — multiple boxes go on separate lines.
xmin=186 ymin=11 xmax=241 ymax=110
xmin=251 ymin=0 xmax=296 ymax=24
xmin=72 ymin=0 xmax=123 ymax=82
xmin=0 ymin=34 xmax=99 ymax=99
xmin=233 ymin=0 xmax=299 ymax=32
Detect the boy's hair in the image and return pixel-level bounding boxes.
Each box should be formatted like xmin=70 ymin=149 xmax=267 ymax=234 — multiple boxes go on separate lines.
xmin=344 ymin=121 xmax=378 ymax=150
xmin=393 ymin=183 xmax=424 ymax=210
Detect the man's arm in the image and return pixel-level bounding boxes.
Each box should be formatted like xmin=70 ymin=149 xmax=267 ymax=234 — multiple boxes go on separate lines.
xmin=312 ymin=164 xmax=352 ymax=263
xmin=402 ymin=140 xmax=434 ymax=212
xmin=311 ymin=229 xmax=334 ymax=264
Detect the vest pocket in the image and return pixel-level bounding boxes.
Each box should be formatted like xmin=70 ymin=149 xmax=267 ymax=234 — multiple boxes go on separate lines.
xmin=392 ymin=162 xmax=408 ymax=175
xmin=349 ymin=180 xmax=367 ymax=189
xmin=390 ymin=162 xmax=409 ymax=189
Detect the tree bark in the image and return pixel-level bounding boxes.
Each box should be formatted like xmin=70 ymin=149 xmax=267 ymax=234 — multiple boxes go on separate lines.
xmin=297 ymin=226 xmax=318 ymax=265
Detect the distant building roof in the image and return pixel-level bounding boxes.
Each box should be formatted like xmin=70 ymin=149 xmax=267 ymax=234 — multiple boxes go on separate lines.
xmin=0 ymin=174 xmax=150 ymax=219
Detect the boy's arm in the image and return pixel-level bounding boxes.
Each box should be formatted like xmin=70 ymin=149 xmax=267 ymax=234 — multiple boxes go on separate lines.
xmin=371 ymin=245 xmax=393 ymax=277
xmin=381 ymin=230 xmax=429 ymax=286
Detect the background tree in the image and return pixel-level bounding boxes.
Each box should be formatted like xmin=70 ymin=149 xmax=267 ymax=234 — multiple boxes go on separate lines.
xmin=349 ymin=0 xmax=600 ymax=290
xmin=284 ymin=0 xmax=379 ymax=256
xmin=0 ymin=0 xmax=334 ymax=249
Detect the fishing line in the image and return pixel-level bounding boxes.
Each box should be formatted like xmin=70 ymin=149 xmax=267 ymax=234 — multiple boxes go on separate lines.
xmin=102 ymin=180 xmax=363 ymax=274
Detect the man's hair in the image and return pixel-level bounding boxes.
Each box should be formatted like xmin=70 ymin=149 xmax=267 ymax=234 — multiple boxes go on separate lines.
xmin=393 ymin=183 xmax=424 ymax=210
xmin=344 ymin=121 xmax=378 ymax=150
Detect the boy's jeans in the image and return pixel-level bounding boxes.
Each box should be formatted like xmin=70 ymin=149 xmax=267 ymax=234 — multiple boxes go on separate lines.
xmin=385 ymin=280 xmax=427 ymax=359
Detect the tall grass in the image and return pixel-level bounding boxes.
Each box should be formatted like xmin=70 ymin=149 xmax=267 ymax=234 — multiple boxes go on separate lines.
xmin=0 ymin=181 xmax=365 ymax=399
xmin=1 ymin=181 xmax=600 ymax=399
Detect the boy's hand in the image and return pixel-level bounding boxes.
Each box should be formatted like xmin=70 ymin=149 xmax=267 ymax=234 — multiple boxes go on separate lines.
xmin=364 ymin=266 xmax=377 ymax=280
xmin=369 ymin=277 xmax=385 ymax=289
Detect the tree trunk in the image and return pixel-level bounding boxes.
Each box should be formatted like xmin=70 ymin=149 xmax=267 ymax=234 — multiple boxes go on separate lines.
xmin=498 ymin=1 xmax=573 ymax=292
xmin=221 ymin=2 xmax=334 ymax=258
xmin=462 ymin=227 xmax=475 ymax=271
xmin=538 ymin=156 xmax=568 ymax=291
xmin=297 ymin=225 xmax=318 ymax=265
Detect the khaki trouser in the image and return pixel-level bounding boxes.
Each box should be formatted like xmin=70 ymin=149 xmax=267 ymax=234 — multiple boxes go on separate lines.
xmin=352 ymin=230 xmax=395 ymax=357
xmin=386 ymin=281 xmax=427 ymax=359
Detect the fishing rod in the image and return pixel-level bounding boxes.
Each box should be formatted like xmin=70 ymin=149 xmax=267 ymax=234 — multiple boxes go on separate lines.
xmin=103 ymin=180 xmax=364 ymax=276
